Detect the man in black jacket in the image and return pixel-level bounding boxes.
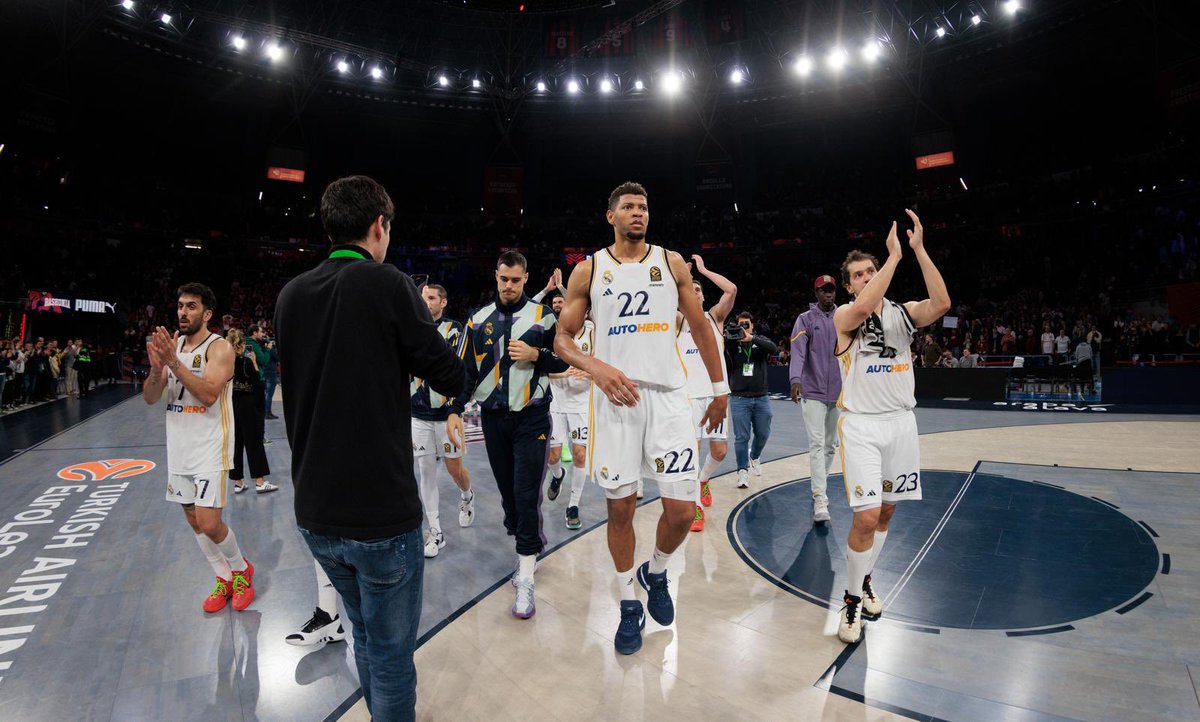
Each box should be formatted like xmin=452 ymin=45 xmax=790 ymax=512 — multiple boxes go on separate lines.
xmin=275 ymin=175 xmax=464 ymax=722
xmin=726 ymin=311 xmax=779 ymax=489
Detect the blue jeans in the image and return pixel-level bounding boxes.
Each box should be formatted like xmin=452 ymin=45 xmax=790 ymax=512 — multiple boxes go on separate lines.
xmin=731 ymin=395 xmax=773 ymax=471
xmin=263 ymin=375 xmax=277 ymax=416
xmin=300 ymin=526 xmax=424 ymax=722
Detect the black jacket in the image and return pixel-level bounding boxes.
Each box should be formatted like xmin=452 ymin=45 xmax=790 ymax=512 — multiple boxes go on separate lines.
xmin=726 ymin=334 xmax=779 ymax=397
xmin=275 ymin=245 xmax=465 ymax=539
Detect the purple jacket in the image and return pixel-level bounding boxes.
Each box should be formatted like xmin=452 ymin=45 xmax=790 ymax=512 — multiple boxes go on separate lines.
xmin=789 ymin=303 xmax=842 ymax=403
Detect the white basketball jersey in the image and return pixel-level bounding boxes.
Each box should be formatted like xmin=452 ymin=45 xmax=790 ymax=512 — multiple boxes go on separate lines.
xmin=165 ymin=334 xmax=234 ymax=474
xmin=551 ymin=320 xmax=593 ymax=414
xmin=836 ymin=298 xmax=918 ymax=415
xmin=678 ymin=312 xmax=727 ymax=399
xmin=589 ymin=245 xmax=685 ymax=389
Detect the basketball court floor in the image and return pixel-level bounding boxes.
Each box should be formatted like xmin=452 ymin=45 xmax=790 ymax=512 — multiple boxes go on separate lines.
xmin=0 ymin=389 xmax=1197 ymax=721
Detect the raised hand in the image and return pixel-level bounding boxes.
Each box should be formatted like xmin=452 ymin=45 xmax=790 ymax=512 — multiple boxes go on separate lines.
xmin=885 ymin=220 xmax=902 ymax=260
xmin=905 ymin=208 xmax=924 ymax=251
xmin=691 ymin=254 xmax=707 ymax=273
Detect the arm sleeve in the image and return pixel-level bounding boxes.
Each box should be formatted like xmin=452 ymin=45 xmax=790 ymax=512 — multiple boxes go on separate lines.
xmin=532 ymin=290 xmax=547 ymax=303
xmin=394 ymin=274 xmax=465 ymax=400
xmin=534 ymin=311 xmax=569 ymax=374
xmin=753 ymin=335 xmax=779 ymax=355
xmin=448 ymin=316 xmax=480 ymax=415
xmin=789 ymin=314 xmax=808 ymax=385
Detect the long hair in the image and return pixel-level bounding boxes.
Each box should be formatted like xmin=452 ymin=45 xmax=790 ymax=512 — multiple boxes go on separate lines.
xmin=226 ymin=328 xmax=246 ymax=354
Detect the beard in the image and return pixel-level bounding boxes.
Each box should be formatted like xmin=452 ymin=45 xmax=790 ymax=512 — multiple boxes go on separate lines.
xmin=623 ymin=228 xmax=646 ymax=241
xmin=180 ymin=318 xmax=202 ymax=336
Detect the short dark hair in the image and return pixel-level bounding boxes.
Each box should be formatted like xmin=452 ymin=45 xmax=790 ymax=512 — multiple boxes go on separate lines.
xmin=497 ymin=250 xmax=528 ymax=271
xmin=607 ymin=181 xmax=648 ymax=211
xmin=248 ymin=324 xmax=261 ymax=335
xmin=737 ymin=311 xmax=753 ymax=322
xmin=840 ymin=250 xmax=880 ymax=286
xmin=177 ymin=283 xmax=217 ymax=312
xmin=320 ymin=175 xmax=395 ymax=245
xmin=425 ymin=284 xmax=447 ymax=300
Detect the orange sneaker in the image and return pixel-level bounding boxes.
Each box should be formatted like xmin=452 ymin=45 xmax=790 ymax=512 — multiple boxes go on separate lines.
xmin=700 ymin=481 xmax=713 ymax=508
xmin=690 ymin=505 xmax=705 ymax=532
xmin=231 ymin=558 xmax=255 ymax=611
xmin=202 ymin=577 xmax=232 ymax=613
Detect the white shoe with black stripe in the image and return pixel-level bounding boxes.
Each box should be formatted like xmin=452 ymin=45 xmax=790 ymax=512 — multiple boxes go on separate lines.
xmin=285 ymin=607 xmax=346 ymax=646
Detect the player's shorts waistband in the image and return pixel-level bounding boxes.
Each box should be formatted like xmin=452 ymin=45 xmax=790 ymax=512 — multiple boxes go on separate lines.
xmin=840 ymin=408 xmax=914 ymax=422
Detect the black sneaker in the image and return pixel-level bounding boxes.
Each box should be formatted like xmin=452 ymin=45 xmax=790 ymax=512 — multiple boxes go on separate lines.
xmin=614 ymin=600 xmax=646 ymax=655
xmin=546 ymin=468 xmax=566 ymax=501
xmin=565 ymin=505 xmax=581 ymax=530
xmin=636 ymin=561 xmax=674 ymax=626
xmin=285 ymin=607 xmax=346 ymax=646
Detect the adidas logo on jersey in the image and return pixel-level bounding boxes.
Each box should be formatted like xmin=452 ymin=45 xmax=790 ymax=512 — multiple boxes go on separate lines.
xmin=602 ymin=288 xmax=614 ymax=297
xmin=485 ymin=339 xmax=493 ymax=345
xmin=537 ymin=434 xmax=547 ymax=440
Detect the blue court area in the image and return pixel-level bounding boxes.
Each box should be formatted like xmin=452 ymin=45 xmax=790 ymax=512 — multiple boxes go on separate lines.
xmin=730 ymin=469 xmax=1161 ymax=630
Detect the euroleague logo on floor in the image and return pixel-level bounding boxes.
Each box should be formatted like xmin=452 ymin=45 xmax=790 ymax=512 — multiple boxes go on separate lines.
xmin=56 ymin=459 xmax=157 ymax=481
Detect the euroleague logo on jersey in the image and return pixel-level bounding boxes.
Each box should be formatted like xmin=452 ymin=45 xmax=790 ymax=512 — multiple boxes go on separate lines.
xmin=865 ymin=363 xmax=911 ymax=374
xmin=56 ymin=459 xmax=157 ymax=481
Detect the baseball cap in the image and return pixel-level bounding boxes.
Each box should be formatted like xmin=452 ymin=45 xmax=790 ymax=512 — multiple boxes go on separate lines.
xmin=814 ymin=275 xmax=837 ymax=289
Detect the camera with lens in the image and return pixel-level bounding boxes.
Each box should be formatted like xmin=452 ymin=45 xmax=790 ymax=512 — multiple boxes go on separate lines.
xmin=723 ymin=321 xmax=747 ymax=341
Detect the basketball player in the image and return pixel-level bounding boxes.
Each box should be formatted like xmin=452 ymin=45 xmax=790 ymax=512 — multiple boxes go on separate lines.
xmin=143 ymin=283 xmax=255 ymax=613
xmin=412 ymin=283 xmax=475 ymax=558
xmin=676 ymin=254 xmax=736 ymax=532
xmin=833 ymin=210 xmax=950 ymax=643
xmin=556 ymin=182 xmax=729 ymax=655
xmin=545 ymin=291 xmax=593 ymax=531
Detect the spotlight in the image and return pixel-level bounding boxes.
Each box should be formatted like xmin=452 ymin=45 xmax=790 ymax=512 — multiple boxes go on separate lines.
xmin=336 ymin=60 xmax=349 ymax=73
xmin=122 ymin=0 xmax=134 ymax=9
xmin=1004 ymin=0 xmax=1020 ymax=15
xmin=472 ymin=78 xmax=481 ymax=88
xmin=567 ymin=79 xmax=580 ymax=94
xmin=634 ymin=79 xmax=645 ymax=91
xmin=936 ymin=27 xmax=946 ymax=38
xmin=438 ymin=75 xmax=449 ymax=87
xmin=535 ymin=81 xmax=546 ymax=92
xmin=972 ymin=15 xmax=982 ymax=25
xmin=662 ymin=71 xmax=682 ymax=95
xmin=862 ymin=40 xmax=881 ymax=62
xmin=730 ymin=68 xmax=744 ymax=84
xmin=370 ymin=66 xmax=383 ymax=80
xmin=600 ymin=78 xmax=613 ymax=93
xmin=160 ymin=12 xmax=172 ymax=24
xmin=265 ymin=43 xmax=283 ymax=62
xmin=232 ymin=36 xmax=246 ymax=51
xmin=793 ymin=56 xmax=813 ymax=76
xmin=826 ymin=47 xmax=847 ymax=72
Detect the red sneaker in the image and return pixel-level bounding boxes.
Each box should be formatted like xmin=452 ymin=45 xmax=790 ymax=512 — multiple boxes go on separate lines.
xmin=700 ymin=481 xmax=713 ymax=508
xmin=690 ymin=505 xmax=705 ymax=532
xmin=202 ymin=577 xmax=232 ymax=613
xmin=231 ymin=558 xmax=255 ymax=611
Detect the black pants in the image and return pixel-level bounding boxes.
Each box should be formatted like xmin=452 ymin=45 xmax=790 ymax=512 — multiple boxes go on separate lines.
xmin=481 ymin=406 xmax=550 ymax=556
xmin=231 ymin=391 xmax=270 ymax=481
xmin=75 ymin=366 xmax=90 ymax=397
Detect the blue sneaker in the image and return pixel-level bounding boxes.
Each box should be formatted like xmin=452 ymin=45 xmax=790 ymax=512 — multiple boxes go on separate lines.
xmin=615 ymin=600 xmax=645 ymax=655
xmin=636 ymin=561 xmax=674 ymax=625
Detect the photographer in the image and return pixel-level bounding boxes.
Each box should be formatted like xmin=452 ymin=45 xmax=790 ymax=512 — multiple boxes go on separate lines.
xmin=725 ymin=312 xmax=778 ymax=489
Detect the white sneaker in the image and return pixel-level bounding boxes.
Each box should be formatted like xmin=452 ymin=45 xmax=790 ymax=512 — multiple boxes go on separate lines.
xmin=737 ymin=469 xmax=750 ymax=489
xmin=423 ymin=529 xmax=445 ymax=558
xmin=458 ymin=491 xmax=475 ymax=528
xmin=813 ymin=498 xmax=831 ymax=522
xmin=285 ymin=607 xmax=346 ymax=646
xmin=750 ymin=458 xmax=762 ymax=477
xmin=838 ymin=593 xmax=864 ymax=643
xmin=636 ymin=480 xmax=644 ymax=499
xmin=861 ymin=575 xmax=883 ymax=618
xmin=512 ymin=577 xmax=536 ymax=619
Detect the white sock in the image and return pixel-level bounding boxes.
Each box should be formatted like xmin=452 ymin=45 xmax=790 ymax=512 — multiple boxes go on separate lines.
xmin=195 ymin=532 xmax=231 ymax=579
xmin=649 ymin=547 xmax=671 ymax=575
xmin=216 ymin=529 xmax=247 ymax=572
xmin=568 ymin=465 xmax=586 ymax=507
xmin=518 ymin=553 xmax=537 ymax=582
xmin=616 ymin=567 xmax=636 ymax=601
xmin=417 ymin=454 xmax=440 ymax=531
xmin=699 ymin=454 xmax=721 ymax=483
xmin=547 ymin=458 xmax=562 ymax=480
xmin=461 ymin=488 xmax=473 ymax=501
xmin=867 ymin=530 xmax=889 ymax=574
xmin=846 ymin=544 xmax=873 ymax=599
xmin=314 ymin=559 xmax=338 ymax=617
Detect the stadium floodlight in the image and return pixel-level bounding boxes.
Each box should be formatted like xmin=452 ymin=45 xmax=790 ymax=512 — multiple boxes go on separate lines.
xmin=827 ymin=47 xmax=848 ymax=72
xmin=370 ymin=66 xmax=383 ymax=80
xmin=472 ymin=78 xmax=481 ymax=88
xmin=972 ymin=15 xmax=982 ymax=25
xmin=336 ymin=60 xmax=350 ymax=73
xmin=1004 ymin=0 xmax=1020 ymax=15
xmin=265 ymin=43 xmax=283 ymax=62
xmin=232 ymin=36 xmax=247 ymax=51
xmin=662 ymin=71 xmax=682 ymax=95
xmin=438 ymin=75 xmax=449 ymax=87
xmin=862 ymin=40 xmax=881 ymax=62
xmin=567 ymin=79 xmax=580 ymax=94
xmin=160 ymin=12 xmax=172 ymax=24
xmin=730 ymin=68 xmax=744 ymax=84
xmin=600 ymin=78 xmax=613 ymax=93
xmin=634 ymin=79 xmax=645 ymax=90
xmin=794 ymin=56 xmax=813 ymax=76
xmin=535 ymin=81 xmax=546 ymax=92
xmin=122 ymin=0 xmax=134 ymax=9
xmin=936 ymin=27 xmax=946 ymax=38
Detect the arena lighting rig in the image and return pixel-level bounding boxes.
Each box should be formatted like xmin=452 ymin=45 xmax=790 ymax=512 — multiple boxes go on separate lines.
xmin=101 ymin=0 xmax=1046 ymax=104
